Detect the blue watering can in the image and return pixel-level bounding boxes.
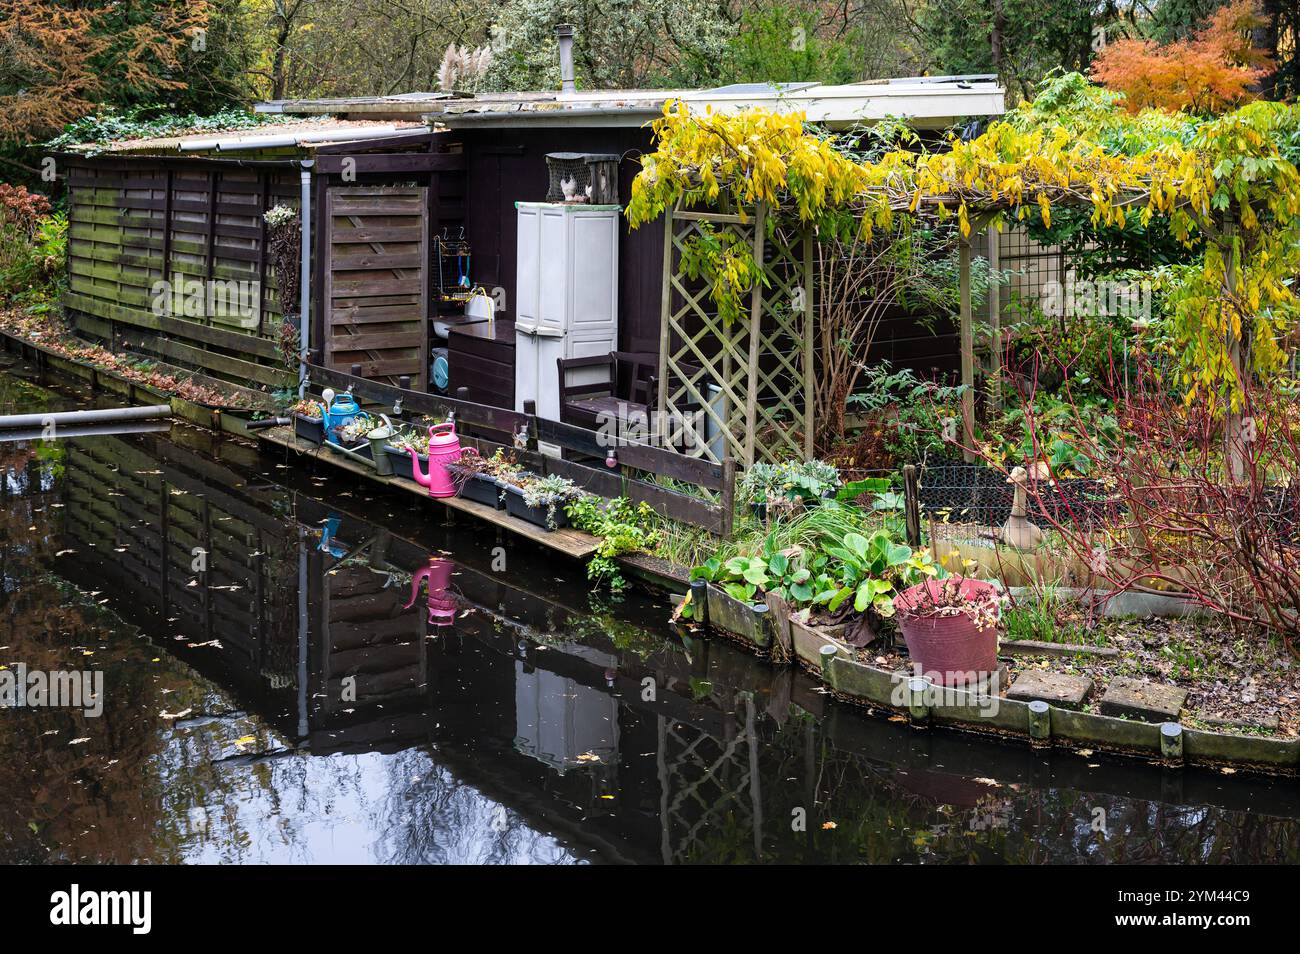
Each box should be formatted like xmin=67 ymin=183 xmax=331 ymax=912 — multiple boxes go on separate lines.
xmin=320 ymin=387 xmax=360 ymax=442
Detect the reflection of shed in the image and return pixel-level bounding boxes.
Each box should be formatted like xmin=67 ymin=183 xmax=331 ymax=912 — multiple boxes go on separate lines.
xmin=513 ymin=645 xmax=620 ymax=773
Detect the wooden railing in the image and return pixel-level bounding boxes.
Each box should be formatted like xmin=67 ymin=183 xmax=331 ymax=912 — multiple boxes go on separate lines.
xmin=305 ymin=362 xmax=737 ymax=536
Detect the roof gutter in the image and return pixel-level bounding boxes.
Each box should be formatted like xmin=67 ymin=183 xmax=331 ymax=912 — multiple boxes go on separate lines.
xmin=179 ymin=124 xmax=405 ymax=152
xmin=429 ymin=105 xmax=665 ymax=128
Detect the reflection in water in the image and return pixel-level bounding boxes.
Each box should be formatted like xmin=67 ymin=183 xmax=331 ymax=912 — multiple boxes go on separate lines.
xmin=0 ymin=369 xmax=1297 ymax=864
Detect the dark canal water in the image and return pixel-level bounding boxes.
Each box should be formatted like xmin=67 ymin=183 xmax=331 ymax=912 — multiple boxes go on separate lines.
xmin=1 ymin=358 xmax=1297 ymax=864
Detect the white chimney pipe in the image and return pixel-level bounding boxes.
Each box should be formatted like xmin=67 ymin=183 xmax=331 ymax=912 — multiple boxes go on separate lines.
xmin=556 ymin=24 xmax=575 ymax=95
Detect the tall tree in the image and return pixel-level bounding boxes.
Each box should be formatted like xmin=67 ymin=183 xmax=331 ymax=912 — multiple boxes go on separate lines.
xmin=913 ymin=0 xmax=1100 ymax=101
xmin=0 ymin=0 xmax=249 ymax=144
xmin=1090 ymin=0 xmax=1272 ymax=113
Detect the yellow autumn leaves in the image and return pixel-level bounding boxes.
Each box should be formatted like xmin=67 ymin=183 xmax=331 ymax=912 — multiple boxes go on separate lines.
xmin=628 ymin=97 xmax=1300 ymax=402
xmin=626 ymin=101 xmax=870 ymax=236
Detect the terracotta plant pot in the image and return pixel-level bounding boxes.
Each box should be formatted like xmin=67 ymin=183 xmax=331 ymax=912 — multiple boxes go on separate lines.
xmin=893 ymin=577 xmax=1000 ymax=687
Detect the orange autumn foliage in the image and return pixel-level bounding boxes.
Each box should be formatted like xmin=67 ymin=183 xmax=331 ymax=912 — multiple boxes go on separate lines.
xmin=1090 ymin=0 xmax=1274 ymax=115
xmin=0 ymin=0 xmax=212 ymax=142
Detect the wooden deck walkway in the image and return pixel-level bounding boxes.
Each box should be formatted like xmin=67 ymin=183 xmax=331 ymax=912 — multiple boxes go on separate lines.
xmin=258 ymin=426 xmax=599 ymax=559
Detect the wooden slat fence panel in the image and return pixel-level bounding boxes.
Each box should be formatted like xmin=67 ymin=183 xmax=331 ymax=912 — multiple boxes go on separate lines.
xmin=62 ymin=159 xmax=298 ymax=394
xmin=323 ymin=185 xmax=429 ymax=391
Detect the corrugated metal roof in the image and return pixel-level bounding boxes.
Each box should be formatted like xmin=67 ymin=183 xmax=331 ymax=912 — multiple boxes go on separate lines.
xmin=255 ymin=76 xmax=1006 ymax=130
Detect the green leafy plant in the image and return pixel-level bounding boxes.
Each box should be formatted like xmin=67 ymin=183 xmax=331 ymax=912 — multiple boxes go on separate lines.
xmin=388 ymin=427 xmax=431 ymax=454
xmin=677 ymin=223 xmax=768 ymax=327
xmin=820 ymin=531 xmax=936 ymax=616
xmin=519 ymin=474 xmax=580 ymax=529
xmin=691 ymin=536 xmax=830 ymax=607
xmin=739 ymin=459 xmax=840 ymax=507
xmin=565 ymin=496 xmax=659 ymax=591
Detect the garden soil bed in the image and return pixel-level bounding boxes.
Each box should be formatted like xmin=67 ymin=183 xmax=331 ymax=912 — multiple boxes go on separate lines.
xmin=855 ymin=615 xmax=1298 ymax=736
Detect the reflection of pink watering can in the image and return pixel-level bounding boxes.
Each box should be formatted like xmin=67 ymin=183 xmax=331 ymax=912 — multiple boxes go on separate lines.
xmin=410 ymin=421 xmax=462 ymax=497
xmin=405 ymin=557 xmax=458 ymax=627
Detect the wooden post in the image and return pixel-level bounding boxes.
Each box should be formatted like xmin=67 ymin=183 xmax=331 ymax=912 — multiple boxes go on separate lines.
xmin=958 ymin=236 xmax=976 ymax=463
xmin=1223 ymin=213 xmax=1246 ymax=482
xmin=256 ymin=169 xmax=270 ymax=335
xmin=802 ymin=228 xmax=815 ymax=461
xmin=986 ymin=223 xmax=1001 ymax=410
xmin=1028 ymin=700 xmax=1051 ymax=743
xmin=903 ymin=463 xmax=921 ymax=547
xmin=522 ymin=398 xmax=539 ymax=452
xmin=819 ymin=644 xmax=840 ymax=684
xmin=655 ymin=207 xmax=674 ymax=449
xmin=1160 ymin=721 xmax=1184 ymax=763
xmin=907 ymin=676 xmax=931 ymax=723
xmin=718 ymin=455 xmax=738 ymax=538
xmin=161 ymin=167 xmax=174 ymax=293
xmin=743 ymin=203 xmax=767 ymax=467
xmin=204 ymin=169 xmax=217 ymax=326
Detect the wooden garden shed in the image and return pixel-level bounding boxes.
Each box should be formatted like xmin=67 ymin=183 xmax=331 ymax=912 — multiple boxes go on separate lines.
xmin=56 ymin=117 xmax=466 ymax=402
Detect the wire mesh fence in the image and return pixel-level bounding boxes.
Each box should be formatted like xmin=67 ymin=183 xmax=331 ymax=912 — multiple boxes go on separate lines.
xmin=917 ymin=458 xmax=1116 ymax=548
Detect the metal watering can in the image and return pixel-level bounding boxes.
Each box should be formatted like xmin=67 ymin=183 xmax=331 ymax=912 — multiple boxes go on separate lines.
xmin=404 ymin=557 xmax=457 ymax=627
xmin=366 ymin=414 xmax=396 ymax=476
xmin=410 ymin=421 xmax=461 ymax=497
xmin=320 ymin=387 xmax=360 ymax=443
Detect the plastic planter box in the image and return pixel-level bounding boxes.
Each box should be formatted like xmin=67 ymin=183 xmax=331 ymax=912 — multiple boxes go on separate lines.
xmin=452 ymin=471 xmax=503 ymax=509
xmin=502 ymin=484 xmax=569 ymax=530
xmin=324 ymin=437 xmax=372 ymax=461
xmin=385 ymin=446 xmax=419 ymax=482
xmin=294 ymin=413 xmax=324 ymax=445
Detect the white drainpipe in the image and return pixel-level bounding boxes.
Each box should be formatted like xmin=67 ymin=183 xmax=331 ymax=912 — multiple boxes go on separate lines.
xmin=179 ymin=125 xmax=405 ymax=152
xmin=298 ymin=160 xmax=313 ymax=399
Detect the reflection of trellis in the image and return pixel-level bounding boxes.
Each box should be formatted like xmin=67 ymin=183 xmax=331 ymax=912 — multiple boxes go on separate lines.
xmin=655 ymin=693 xmax=764 ymax=864
xmin=656 ymin=201 xmax=814 ymax=466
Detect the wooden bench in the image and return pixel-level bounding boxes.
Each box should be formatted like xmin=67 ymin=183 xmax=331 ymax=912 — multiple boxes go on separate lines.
xmin=557 ymin=351 xmax=657 ymax=432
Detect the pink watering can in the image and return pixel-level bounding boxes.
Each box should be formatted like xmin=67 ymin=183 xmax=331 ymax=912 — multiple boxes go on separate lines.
xmin=404 ymin=557 xmax=457 ymax=627
xmin=410 ymin=421 xmax=462 ymax=497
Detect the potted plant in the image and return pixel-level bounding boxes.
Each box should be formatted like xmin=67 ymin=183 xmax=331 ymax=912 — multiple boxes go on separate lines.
xmin=893 ymin=576 xmax=1004 ymax=687
xmin=330 ymin=413 xmax=376 ymax=459
xmin=291 ymin=399 xmax=323 ymax=445
xmin=739 ymin=459 xmax=841 ymax=521
xmin=445 ymin=447 xmax=504 ymax=508
xmin=503 ymin=474 xmax=580 ymax=530
xmin=480 ymin=449 xmax=526 ymax=508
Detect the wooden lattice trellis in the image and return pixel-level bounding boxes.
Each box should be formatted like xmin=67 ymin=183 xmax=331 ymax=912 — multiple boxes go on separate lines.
xmin=656 ymin=201 xmax=814 ymax=467
xmin=655 ymin=692 xmax=764 ymax=864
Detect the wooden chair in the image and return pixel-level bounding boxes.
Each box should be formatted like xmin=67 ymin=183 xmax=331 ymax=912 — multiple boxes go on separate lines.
xmin=557 ymin=351 xmax=658 ymax=433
